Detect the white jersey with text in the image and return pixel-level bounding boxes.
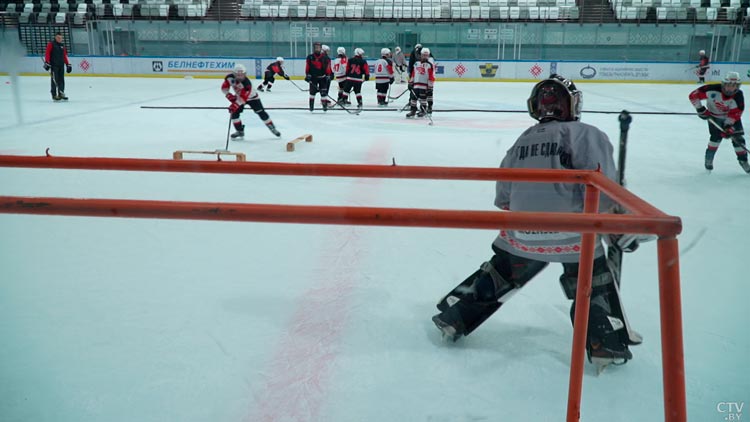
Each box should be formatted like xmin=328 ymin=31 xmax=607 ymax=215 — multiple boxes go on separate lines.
xmin=373 ymin=57 xmax=394 ymax=83
xmin=410 ymin=61 xmax=435 ymax=89
xmin=332 ymin=56 xmax=348 ymax=81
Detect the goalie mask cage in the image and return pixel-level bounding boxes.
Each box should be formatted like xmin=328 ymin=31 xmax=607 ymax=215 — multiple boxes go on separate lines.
xmin=0 ymin=154 xmax=686 ymax=422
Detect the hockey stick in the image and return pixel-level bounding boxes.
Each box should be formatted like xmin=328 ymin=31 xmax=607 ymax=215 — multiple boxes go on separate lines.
xmin=287 ymin=77 xmax=308 ymax=92
xmin=706 ymin=117 xmax=750 ymax=152
xmin=606 ymin=110 xmax=643 ymax=347
xmin=326 ymin=95 xmax=361 ymax=115
xmin=223 ymin=115 xmax=232 ymax=151
xmin=388 ymin=86 xmax=409 ymax=100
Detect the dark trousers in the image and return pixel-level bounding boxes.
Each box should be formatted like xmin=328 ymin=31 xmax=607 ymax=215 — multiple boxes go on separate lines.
xmin=50 ymin=66 xmax=65 ymax=96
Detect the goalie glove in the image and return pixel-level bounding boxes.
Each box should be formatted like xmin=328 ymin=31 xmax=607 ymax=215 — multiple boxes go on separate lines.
xmin=606 ymin=234 xmax=657 ymax=253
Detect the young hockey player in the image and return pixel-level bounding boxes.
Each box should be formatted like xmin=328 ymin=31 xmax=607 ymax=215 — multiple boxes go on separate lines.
xmin=393 ymin=46 xmax=407 ymax=83
xmin=332 ymin=46 xmax=350 ymax=105
xmin=432 ymin=74 xmax=643 ymax=369
xmin=221 ymin=64 xmax=281 ymax=139
xmin=426 ymin=50 xmax=436 ymax=113
xmin=696 ymin=50 xmax=710 ymax=84
xmin=258 ymin=57 xmax=289 ymax=92
xmin=43 ymin=32 xmax=72 ymax=101
xmin=406 ymin=48 xmax=434 ymax=118
xmin=345 ymin=48 xmax=370 ymax=110
xmin=689 ymin=71 xmax=750 ymax=173
xmin=304 ymin=42 xmax=333 ymax=112
xmin=374 ymin=48 xmax=395 ymax=106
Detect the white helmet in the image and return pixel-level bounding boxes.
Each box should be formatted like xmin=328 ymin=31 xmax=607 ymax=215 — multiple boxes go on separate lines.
xmin=234 ymin=64 xmax=246 ymax=74
xmin=395 ymin=46 xmax=401 ymax=53
xmin=722 ymin=71 xmax=741 ymax=96
xmin=381 ymin=48 xmax=391 ymax=56
xmin=354 ymin=48 xmax=364 ymax=56
xmin=322 ymin=44 xmax=330 ymax=54
xmin=415 ymin=43 xmax=422 ymax=49
xmin=699 ymin=50 xmax=706 ymax=55
xmin=276 ymin=57 xmax=284 ymax=63
xmin=337 ymin=46 xmax=346 ymax=55
xmin=421 ymin=47 xmax=431 ymax=56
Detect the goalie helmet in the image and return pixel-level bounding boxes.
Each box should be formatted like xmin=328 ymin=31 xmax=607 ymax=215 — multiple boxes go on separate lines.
xmin=722 ymin=71 xmax=741 ymax=96
xmin=337 ymin=46 xmax=346 ymax=55
xmin=234 ymin=64 xmax=247 ymax=75
xmin=527 ymin=74 xmax=582 ymax=122
xmin=354 ymin=48 xmax=364 ymax=56
xmin=276 ymin=57 xmax=284 ymax=63
xmin=381 ymin=48 xmax=391 ymax=56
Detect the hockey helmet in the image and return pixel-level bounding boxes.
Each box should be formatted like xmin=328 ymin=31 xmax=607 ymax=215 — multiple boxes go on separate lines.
xmin=234 ymin=63 xmax=247 ymax=75
xmin=337 ymin=46 xmax=346 ymax=55
xmin=415 ymin=43 xmax=422 ymax=50
xmin=354 ymin=48 xmax=365 ymax=56
xmin=420 ymin=48 xmax=431 ymax=58
xmin=699 ymin=49 xmax=706 ymax=55
xmin=276 ymin=57 xmax=284 ymax=63
xmin=527 ymin=74 xmax=583 ymax=122
xmin=722 ymin=71 xmax=741 ymax=96
xmin=395 ymin=46 xmax=401 ymax=53
xmin=381 ymin=48 xmax=391 ymax=56
xmin=322 ymin=45 xmax=331 ymax=54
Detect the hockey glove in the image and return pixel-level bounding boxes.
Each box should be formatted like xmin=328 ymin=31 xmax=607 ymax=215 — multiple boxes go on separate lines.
xmin=607 ymin=234 xmax=657 ymax=253
xmin=283 ymin=75 xmax=290 ymax=80
xmin=225 ymin=93 xmax=237 ymax=102
xmin=389 ymin=77 xmax=395 ymax=85
xmin=324 ymin=74 xmax=331 ymax=83
xmin=228 ymin=103 xmax=241 ymax=114
xmin=722 ymin=126 xmax=735 ymax=138
xmin=696 ymin=106 xmax=712 ymax=120
xmin=364 ymin=74 xmax=370 ymax=81
xmin=66 ymin=64 xmax=72 ymax=73
xmin=43 ymin=62 xmax=51 ymax=71
xmin=304 ymin=74 xmax=312 ymax=83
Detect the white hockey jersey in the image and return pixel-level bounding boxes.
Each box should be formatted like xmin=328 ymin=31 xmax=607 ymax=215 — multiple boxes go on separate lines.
xmin=373 ymin=57 xmax=394 ymax=83
xmin=332 ymin=56 xmax=348 ymax=82
xmin=410 ymin=61 xmax=435 ymax=89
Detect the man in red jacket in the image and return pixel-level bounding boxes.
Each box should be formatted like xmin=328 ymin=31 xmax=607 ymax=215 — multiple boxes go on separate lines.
xmin=44 ymin=32 xmax=72 ymax=101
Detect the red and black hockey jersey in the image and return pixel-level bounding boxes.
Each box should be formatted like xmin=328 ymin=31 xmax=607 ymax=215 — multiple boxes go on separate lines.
xmin=266 ymin=61 xmax=286 ymax=77
xmin=346 ymin=56 xmax=369 ymax=82
xmin=305 ymin=52 xmax=332 ymax=79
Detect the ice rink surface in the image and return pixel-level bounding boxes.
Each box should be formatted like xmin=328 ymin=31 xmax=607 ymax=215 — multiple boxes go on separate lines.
xmin=1 ymin=75 xmax=748 ymax=422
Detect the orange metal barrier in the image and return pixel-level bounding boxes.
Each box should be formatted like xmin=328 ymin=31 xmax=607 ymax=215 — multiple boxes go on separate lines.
xmin=0 ymin=154 xmax=686 ymax=422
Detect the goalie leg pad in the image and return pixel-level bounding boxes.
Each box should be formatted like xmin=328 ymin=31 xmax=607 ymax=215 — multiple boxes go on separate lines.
xmin=435 ymin=248 xmax=547 ymax=338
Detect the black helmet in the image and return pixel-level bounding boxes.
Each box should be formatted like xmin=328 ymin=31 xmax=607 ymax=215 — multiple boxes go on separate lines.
xmin=527 ymin=74 xmax=582 ymax=122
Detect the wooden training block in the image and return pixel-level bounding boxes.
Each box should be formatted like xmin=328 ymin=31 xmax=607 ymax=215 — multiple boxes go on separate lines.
xmin=286 ymin=134 xmax=313 ymax=152
xmin=172 ymin=150 xmax=246 ymax=161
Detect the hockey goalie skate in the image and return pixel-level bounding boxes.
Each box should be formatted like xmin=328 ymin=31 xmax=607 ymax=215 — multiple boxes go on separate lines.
xmin=586 ymin=310 xmax=632 ymax=374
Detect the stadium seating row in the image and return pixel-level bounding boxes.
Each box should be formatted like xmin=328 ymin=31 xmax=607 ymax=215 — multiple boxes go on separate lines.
xmin=239 ymin=3 xmax=579 ymax=18
xmin=240 ymin=0 xmax=577 ymax=6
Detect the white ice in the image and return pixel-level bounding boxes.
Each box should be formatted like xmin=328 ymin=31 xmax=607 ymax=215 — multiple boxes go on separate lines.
xmin=0 ymin=75 xmax=748 ymax=422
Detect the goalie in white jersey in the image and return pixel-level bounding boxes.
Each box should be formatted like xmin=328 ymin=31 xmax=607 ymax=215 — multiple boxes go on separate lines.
xmin=432 ymin=75 xmax=643 ymax=368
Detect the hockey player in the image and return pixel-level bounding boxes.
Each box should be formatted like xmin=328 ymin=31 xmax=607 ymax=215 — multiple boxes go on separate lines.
xmin=304 ymin=42 xmax=333 ymax=112
xmin=345 ymin=48 xmax=370 ymax=110
xmin=696 ymin=50 xmax=710 ymax=84
xmin=406 ymin=48 xmax=434 ymax=118
xmin=221 ymin=64 xmax=281 ymax=139
xmin=374 ymin=48 xmax=395 ymax=106
xmin=407 ymin=43 xmax=422 ymax=77
xmin=332 ymin=47 xmax=350 ymax=104
xmin=432 ymin=75 xmax=641 ymax=368
xmin=426 ymin=51 xmax=436 ymax=113
xmin=258 ymin=57 xmax=289 ymax=92
xmin=393 ymin=46 xmax=407 ymax=83
xmin=44 ymin=32 xmax=72 ymax=101
xmin=689 ymin=71 xmax=750 ymax=173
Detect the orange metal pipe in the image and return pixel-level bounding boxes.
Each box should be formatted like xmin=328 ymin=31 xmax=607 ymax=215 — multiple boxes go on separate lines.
xmin=566 ymin=184 xmax=600 ymax=422
xmin=657 ymin=237 xmax=687 ymax=422
xmin=0 ymin=196 xmax=680 ymax=235
xmin=0 ymin=155 xmax=682 ymax=235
